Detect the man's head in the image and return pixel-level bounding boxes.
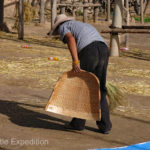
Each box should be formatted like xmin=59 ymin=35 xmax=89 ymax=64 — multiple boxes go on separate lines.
xmin=48 ymin=14 xmax=74 ymax=36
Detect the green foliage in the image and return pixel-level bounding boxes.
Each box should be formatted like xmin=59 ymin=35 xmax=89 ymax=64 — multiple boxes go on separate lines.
xmin=76 ymin=10 xmax=83 ymax=16
xmin=135 ymin=17 xmax=150 ymax=22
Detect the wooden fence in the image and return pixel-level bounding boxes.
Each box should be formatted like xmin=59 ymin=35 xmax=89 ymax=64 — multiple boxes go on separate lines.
xmin=3 ymin=0 xmax=148 ymax=55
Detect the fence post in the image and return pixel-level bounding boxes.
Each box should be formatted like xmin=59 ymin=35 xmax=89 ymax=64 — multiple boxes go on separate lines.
xmin=106 ymin=0 xmax=110 ymax=21
xmin=18 ymin=0 xmax=24 ymax=40
xmin=126 ymin=0 xmax=129 ymax=25
xmin=112 ymin=0 xmax=123 ymax=28
xmin=83 ymin=0 xmax=88 ymax=22
xmin=110 ymin=0 xmax=124 ymax=56
xmin=40 ymin=0 xmax=45 ymax=23
xmin=140 ymin=0 xmax=144 ymax=24
xmin=51 ymin=0 xmax=57 ymax=29
xmin=72 ymin=6 xmax=76 ymax=18
xmin=93 ymin=0 xmax=99 ymax=23
xmin=60 ymin=0 xmax=65 ymax=14
xmin=0 ymin=0 xmax=4 ymax=25
xmin=125 ymin=0 xmax=129 ymax=48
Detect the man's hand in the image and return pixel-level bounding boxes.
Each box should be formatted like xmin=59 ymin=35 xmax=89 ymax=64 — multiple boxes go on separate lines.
xmin=72 ymin=62 xmax=81 ymax=73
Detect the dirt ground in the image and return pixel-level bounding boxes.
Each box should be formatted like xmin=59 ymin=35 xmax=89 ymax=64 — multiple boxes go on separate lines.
xmin=0 ymin=18 xmax=150 ymax=150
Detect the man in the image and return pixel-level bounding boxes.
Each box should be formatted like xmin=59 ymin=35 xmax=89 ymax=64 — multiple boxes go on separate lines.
xmin=48 ymin=14 xmax=112 ymax=134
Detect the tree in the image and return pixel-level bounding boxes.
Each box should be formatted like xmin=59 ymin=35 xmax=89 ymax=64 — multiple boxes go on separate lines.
xmin=0 ymin=0 xmax=10 ymax=32
xmin=18 ymin=0 xmax=24 ymax=39
xmin=51 ymin=0 xmax=57 ymax=28
xmin=0 ymin=0 xmax=4 ymax=24
xmin=40 ymin=0 xmax=46 ymax=23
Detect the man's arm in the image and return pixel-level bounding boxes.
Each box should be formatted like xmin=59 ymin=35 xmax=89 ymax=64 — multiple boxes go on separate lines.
xmin=64 ymin=32 xmax=81 ymax=72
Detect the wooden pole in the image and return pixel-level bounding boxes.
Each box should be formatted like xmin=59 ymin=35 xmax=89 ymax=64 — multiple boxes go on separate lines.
xmin=57 ymin=3 xmax=101 ymax=7
xmin=122 ymin=25 xmax=150 ymax=29
xmin=101 ymin=28 xmax=150 ymax=34
xmin=51 ymin=0 xmax=57 ymax=29
xmin=110 ymin=33 xmax=120 ymax=56
xmin=72 ymin=0 xmax=76 ymax=18
xmin=93 ymin=0 xmax=99 ymax=23
xmin=126 ymin=0 xmax=129 ymax=25
xmin=18 ymin=0 xmax=24 ymax=40
xmin=40 ymin=0 xmax=45 ymax=23
xmin=106 ymin=0 xmax=110 ymax=21
xmin=112 ymin=0 xmax=124 ymax=28
xmin=125 ymin=0 xmax=129 ymax=48
xmin=140 ymin=0 xmax=144 ymax=24
xmin=60 ymin=0 xmax=65 ymax=14
xmin=110 ymin=0 xmax=124 ymax=56
xmin=0 ymin=0 xmax=4 ymax=24
xmin=83 ymin=7 xmax=88 ymax=22
xmin=83 ymin=0 xmax=88 ymax=22
xmin=72 ymin=6 xmax=76 ymax=18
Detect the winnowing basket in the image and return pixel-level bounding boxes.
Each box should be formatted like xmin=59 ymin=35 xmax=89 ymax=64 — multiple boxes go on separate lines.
xmin=45 ymin=71 xmax=101 ymax=120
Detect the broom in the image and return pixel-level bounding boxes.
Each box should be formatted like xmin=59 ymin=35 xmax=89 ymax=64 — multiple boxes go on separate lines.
xmin=106 ymin=82 xmax=125 ymax=111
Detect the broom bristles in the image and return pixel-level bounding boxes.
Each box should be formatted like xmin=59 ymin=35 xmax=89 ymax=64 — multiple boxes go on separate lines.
xmin=106 ymin=82 xmax=125 ymax=111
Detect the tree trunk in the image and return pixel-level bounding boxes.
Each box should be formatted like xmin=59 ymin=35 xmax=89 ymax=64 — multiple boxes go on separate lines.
xmin=0 ymin=0 xmax=4 ymax=24
xmin=51 ymin=0 xmax=57 ymax=29
xmin=125 ymin=0 xmax=129 ymax=48
xmin=140 ymin=0 xmax=144 ymax=24
xmin=112 ymin=0 xmax=124 ymax=28
xmin=0 ymin=0 xmax=10 ymax=32
xmin=18 ymin=0 xmax=24 ymax=40
xmin=106 ymin=0 xmax=110 ymax=21
xmin=40 ymin=0 xmax=45 ymax=23
xmin=110 ymin=0 xmax=124 ymax=57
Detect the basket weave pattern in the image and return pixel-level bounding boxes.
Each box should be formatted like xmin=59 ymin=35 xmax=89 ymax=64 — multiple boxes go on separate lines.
xmin=45 ymin=71 xmax=101 ymax=120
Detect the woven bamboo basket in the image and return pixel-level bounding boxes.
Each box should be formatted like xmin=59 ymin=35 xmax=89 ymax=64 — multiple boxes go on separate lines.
xmin=45 ymin=70 xmax=101 ymax=120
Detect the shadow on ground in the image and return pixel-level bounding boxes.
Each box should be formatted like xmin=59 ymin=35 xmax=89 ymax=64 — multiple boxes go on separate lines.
xmin=0 ymin=33 xmax=67 ymax=50
xmin=0 ymin=99 xmax=68 ymax=130
xmin=0 ymin=98 xmax=150 ymax=147
xmin=0 ymin=98 xmax=149 ymax=131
